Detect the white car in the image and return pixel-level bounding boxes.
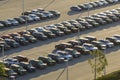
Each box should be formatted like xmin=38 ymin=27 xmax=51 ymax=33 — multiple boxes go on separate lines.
xmin=55 ymin=51 xmax=73 ymax=61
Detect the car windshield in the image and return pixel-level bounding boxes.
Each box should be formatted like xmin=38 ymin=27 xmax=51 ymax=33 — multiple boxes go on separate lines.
xmin=47 ymin=57 xmax=53 ymax=61
xmin=38 ymin=60 xmax=43 ymax=64
xmin=20 ymin=37 xmax=26 ymax=41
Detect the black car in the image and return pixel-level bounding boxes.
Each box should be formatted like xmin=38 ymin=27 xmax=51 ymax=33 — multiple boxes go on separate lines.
xmin=13 ymin=36 xmax=29 ymax=45
xmin=64 ymin=48 xmax=81 ymax=58
xmin=31 ymin=32 xmax=48 ymax=40
xmin=10 ymin=64 xmax=27 ymax=75
xmin=70 ymin=6 xmax=82 ymax=11
xmin=49 ymin=10 xmax=61 ymax=17
xmin=19 ymin=62 xmax=36 ymax=72
xmin=4 ymin=38 xmax=20 ymax=48
xmin=29 ymin=59 xmax=47 ymax=69
xmin=22 ymin=34 xmax=37 ymax=43
xmin=38 ymin=56 xmax=56 ymax=66
xmin=14 ymin=17 xmax=26 ymax=24
xmin=91 ymin=41 xmax=106 ymax=50
xmin=106 ymin=14 xmax=119 ymax=22
xmin=106 ymin=37 xmax=120 ymax=45
xmin=48 ymin=53 xmax=65 ymax=63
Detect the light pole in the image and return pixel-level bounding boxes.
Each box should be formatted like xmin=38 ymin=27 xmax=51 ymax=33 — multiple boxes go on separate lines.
xmin=22 ymin=0 xmax=28 ymax=32
xmin=65 ymin=60 xmax=68 ymax=80
xmin=103 ymin=49 xmax=106 ymax=75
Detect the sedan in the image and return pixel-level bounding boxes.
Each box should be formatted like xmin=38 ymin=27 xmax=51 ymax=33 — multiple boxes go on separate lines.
xmin=38 ymin=56 xmax=56 ymax=66
xmin=28 ymin=14 xmax=40 ymax=21
xmin=82 ymin=43 xmax=98 ymax=51
xmin=13 ymin=36 xmax=29 ymax=45
xmin=91 ymin=41 xmax=106 ymax=50
xmin=64 ymin=48 xmax=81 ymax=58
xmin=22 ymin=34 xmax=37 ymax=43
xmin=55 ymin=42 xmax=73 ymax=50
xmin=49 ymin=10 xmax=61 ymax=17
xmin=55 ymin=50 xmax=73 ymax=61
xmin=70 ymin=6 xmax=82 ymax=11
xmin=19 ymin=62 xmax=36 ymax=72
xmin=29 ymin=59 xmax=47 ymax=69
xmin=7 ymin=18 xmax=19 ymax=26
xmin=98 ymin=39 xmax=114 ymax=48
xmin=4 ymin=38 xmax=20 ymax=48
xmin=106 ymin=37 xmax=120 ymax=45
xmin=31 ymin=32 xmax=47 ymax=40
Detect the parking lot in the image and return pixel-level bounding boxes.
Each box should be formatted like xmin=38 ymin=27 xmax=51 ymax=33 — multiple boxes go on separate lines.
xmin=0 ymin=0 xmax=120 ymax=80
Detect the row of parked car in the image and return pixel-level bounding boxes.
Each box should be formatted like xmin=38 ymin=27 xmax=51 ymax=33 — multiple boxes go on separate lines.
xmin=0 ymin=47 xmax=81 ymax=79
xmin=1 ymin=33 xmax=120 ymax=79
xmin=0 ymin=8 xmax=120 ymax=51
xmin=70 ymin=0 xmax=120 ymax=11
xmin=55 ymin=34 xmax=120 ymax=53
xmin=0 ymin=8 xmax=60 ymax=29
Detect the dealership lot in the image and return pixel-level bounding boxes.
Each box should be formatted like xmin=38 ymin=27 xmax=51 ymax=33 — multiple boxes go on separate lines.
xmin=0 ymin=0 xmax=120 ymax=80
